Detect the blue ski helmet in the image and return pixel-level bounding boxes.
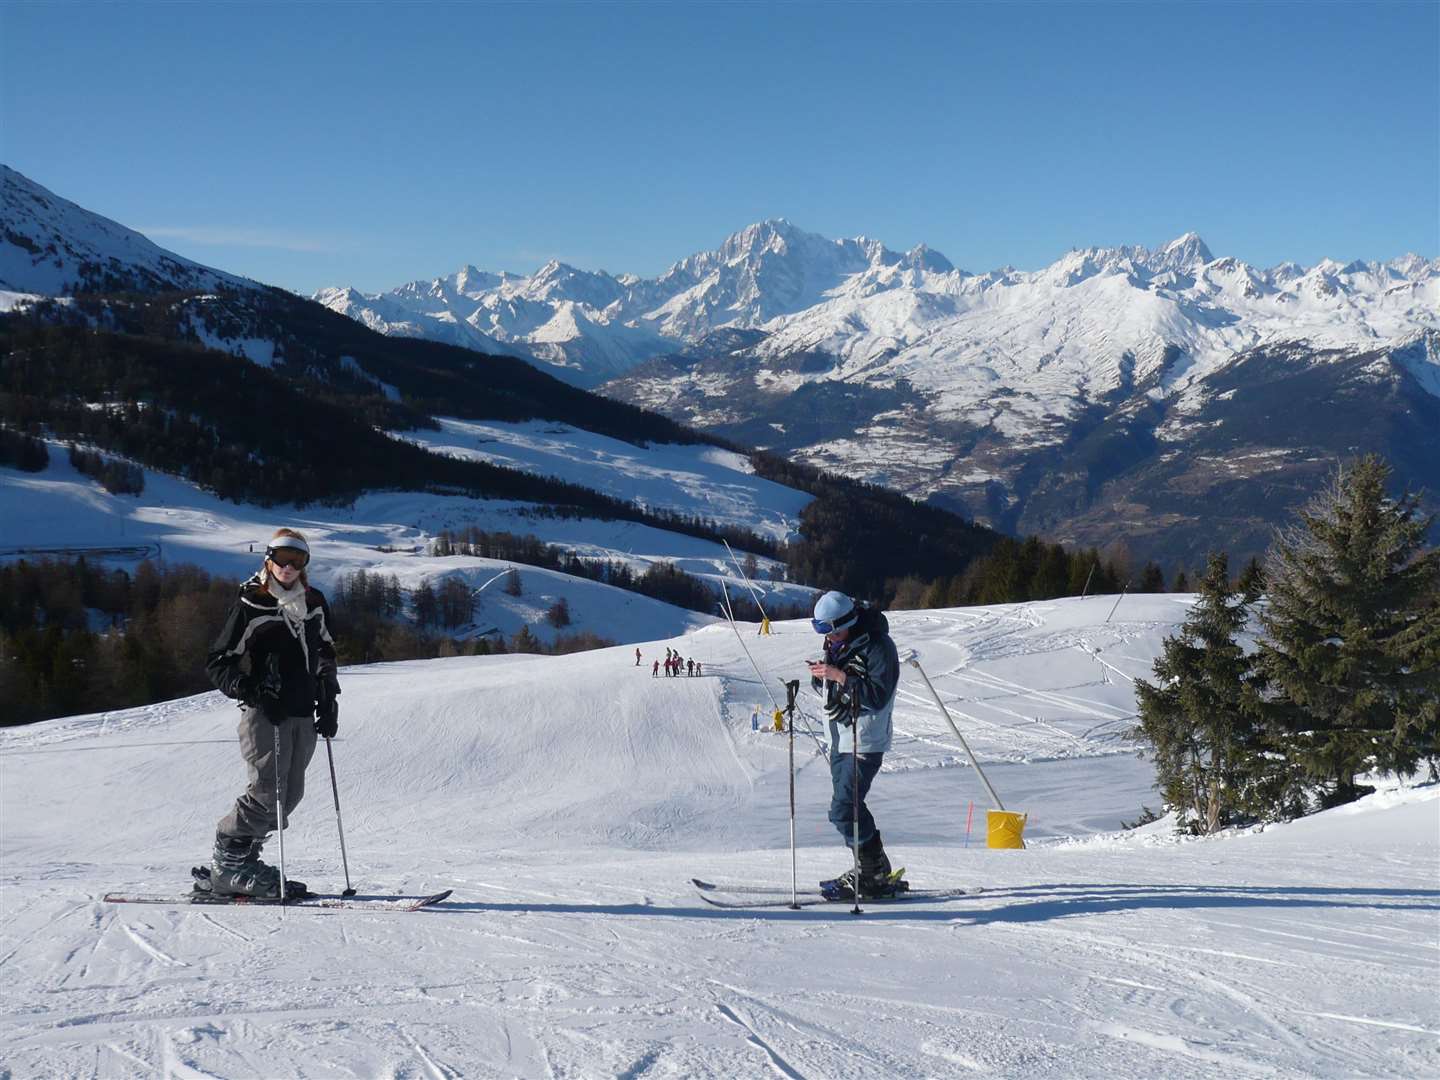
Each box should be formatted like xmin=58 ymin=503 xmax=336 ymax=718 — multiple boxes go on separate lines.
xmin=812 ymin=590 xmax=858 ymax=635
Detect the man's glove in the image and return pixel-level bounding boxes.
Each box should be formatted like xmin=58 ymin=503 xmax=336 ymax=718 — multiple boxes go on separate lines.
xmin=258 ymin=654 xmax=285 ymax=726
xmin=314 ymin=673 xmax=340 ymax=739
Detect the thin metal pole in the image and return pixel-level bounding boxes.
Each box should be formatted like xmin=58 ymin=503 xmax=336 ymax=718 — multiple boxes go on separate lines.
xmin=722 ymin=539 xmax=771 ymax=625
xmin=785 ymin=680 xmax=799 ymax=910
xmin=1105 ymin=584 xmax=1128 ymax=624
xmin=719 ymin=580 xmax=782 ymax=716
xmin=850 ymin=691 xmax=862 ymax=916
xmin=273 ymin=723 xmax=287 ymax=905
xmin=717 ymin=587 xmax=829 ymax=754
xmin=325 ymin=738 xmax=356 ymax=897
xmin=908 ymin=658 xmax=1007 ymax=811
xmin=1105 ymin=581 xmax=1131 ymax=624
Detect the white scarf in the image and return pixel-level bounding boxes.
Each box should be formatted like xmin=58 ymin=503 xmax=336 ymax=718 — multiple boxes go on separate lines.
xmin=267 ymin=572 xmax=311 ymax=669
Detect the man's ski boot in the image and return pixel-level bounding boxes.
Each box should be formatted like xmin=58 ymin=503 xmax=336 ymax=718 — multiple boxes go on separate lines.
xmin=820 ymin=832 xmax=909 ymax=900
xmin=196 ymin=833 xmax=308 ymax=899
xmin=821 ymin=866 xmax=910 ymax=901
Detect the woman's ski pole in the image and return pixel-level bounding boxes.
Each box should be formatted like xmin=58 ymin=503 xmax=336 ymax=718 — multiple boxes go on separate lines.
xmin=274 ymin=723 xmax=287 ymax=906
xmin=324 ymin=737 xmax=356 ymax=897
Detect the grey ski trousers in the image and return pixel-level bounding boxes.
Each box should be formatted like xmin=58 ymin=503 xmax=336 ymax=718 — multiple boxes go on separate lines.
xmin=216 ymin=707 xmax=318 ymax=838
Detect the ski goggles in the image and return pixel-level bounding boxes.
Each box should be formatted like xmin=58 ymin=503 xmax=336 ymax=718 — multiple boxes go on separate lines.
xmin=266 ymin=541 xmax=310 ymax=569
xmin=811 ymin=612 xmax=857 ymax=635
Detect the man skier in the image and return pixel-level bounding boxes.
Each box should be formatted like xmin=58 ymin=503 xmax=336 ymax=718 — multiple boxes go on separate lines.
xmin=807 ymin=590 xmax=902 ymax=899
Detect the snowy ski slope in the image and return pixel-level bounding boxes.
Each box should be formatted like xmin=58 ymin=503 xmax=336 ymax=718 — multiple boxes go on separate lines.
xmin=2 ymin=596 xmax=1436 ymax=1078
xmin=0 ymin=432 xmax=815 ymax=648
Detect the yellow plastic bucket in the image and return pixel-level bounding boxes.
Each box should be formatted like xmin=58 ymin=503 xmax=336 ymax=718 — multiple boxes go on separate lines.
xmin=986 ymin=810 xmax=1028 ymax=849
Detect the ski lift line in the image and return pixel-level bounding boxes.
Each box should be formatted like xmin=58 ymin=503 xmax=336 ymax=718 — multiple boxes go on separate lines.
xmin=721 ymin=539 xmax=770 ymax=623
xmin=907 ymin=658 xmax=1008 ymax=812
xmin=716 ymin=581 xmax=830 ymax=761
xmin=718 ymin=579 xmax=781 ymax=716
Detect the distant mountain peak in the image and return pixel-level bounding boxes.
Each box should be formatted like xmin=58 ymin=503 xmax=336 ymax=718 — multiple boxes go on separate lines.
xmin=1147 ymin=232 xmax=1214 ymax=273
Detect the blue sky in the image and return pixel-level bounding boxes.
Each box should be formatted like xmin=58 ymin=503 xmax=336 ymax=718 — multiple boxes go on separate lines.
xmin=3 ymin=1 xmax=1436 ymax=294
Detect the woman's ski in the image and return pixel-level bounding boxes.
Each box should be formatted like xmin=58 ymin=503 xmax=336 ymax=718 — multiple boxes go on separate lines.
xmin=103 ymin=888 xmax=452 ymax=912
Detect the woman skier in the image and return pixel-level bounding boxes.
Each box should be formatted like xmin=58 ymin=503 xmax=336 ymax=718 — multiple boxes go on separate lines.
xmin=200 ymin=528 xmax=340 ymax=898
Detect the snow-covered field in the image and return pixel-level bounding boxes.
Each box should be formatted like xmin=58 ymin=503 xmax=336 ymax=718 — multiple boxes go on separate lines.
xmin=0 ymin=431 xmax=815 ymax=646
xmin=390 ymin=418 xmax=809 ymax=548
xmin=3 ymin=595 xmax=1436 ymax=1078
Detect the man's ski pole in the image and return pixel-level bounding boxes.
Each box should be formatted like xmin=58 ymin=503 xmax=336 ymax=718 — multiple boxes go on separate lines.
xmin=325 ymin=737 xmax=356 ymax=897
xmin=783 ymin=679 xmax=800 ymax=910
xmin=274 ymin=723 xmax=287 ymax=906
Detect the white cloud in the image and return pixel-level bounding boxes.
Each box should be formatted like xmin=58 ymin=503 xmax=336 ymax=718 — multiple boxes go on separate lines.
xmin=139 ymin=225 xmax=338 ymax=254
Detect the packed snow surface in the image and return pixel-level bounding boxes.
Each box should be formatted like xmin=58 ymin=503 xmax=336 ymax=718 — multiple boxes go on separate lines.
xmin=3 ymin=595 xmax=1436 ymax=1078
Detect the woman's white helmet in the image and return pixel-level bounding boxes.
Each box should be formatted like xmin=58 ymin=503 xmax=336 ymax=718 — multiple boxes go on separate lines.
xmin=812 ymin=590 xmax=858 ymax=635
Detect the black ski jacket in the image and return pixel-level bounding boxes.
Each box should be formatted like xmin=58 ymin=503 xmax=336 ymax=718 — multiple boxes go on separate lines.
xmin=206 ymin=573 xmax=338 ymax=717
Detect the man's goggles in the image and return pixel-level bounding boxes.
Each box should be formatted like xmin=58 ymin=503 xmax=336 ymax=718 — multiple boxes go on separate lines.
xmin=811 ymin=613 xmax=857 ymax=635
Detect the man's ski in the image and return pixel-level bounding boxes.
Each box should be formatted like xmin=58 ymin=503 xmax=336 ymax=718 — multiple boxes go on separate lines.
xmin=692 ymin=877 xmax=982 ymax=909
xmin=103 ymin=888 xmax=452 ymax=912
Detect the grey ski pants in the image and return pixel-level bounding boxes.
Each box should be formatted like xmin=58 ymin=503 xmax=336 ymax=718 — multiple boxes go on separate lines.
xmin=216 ymin=707 xmax=318 ymax=838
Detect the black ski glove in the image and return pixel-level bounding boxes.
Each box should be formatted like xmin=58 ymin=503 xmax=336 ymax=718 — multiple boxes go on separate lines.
xmin=314 ymin=673 xmax=340 ymax=739
xmin=258 ymin=654 xmax=285 ymax=726
xmin=314 ymin=699 xmax=339 ymax=739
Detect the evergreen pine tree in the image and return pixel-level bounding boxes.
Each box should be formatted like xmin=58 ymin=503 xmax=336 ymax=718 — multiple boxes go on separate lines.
xmin=1138 ymin=562 xmax=1166 ymax=593
xmin=1133 ymin=552 xmax=1262 ymax=833
xmin=511 ymin=624 xmax=540 ymax=653
xmin=412 ymin=581 xmax=439 ymax=628
xmin=1236 ymin=556 xmax=1266 ymax=603
xmin=1258 ymin=455 xmax=1440 ymax=805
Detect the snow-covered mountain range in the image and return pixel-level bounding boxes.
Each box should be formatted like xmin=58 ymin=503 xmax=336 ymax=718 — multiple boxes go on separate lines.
xmin=319 ymin=220 xmax=1440 ymax=565
xmin=315 ymin=218 xmax=1436 ymax=396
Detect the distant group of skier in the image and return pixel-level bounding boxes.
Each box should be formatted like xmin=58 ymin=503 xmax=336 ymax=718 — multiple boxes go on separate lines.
xmin=200 ymin=527 xmax=903 ymax=902
xmin=647 ymin=647 xmax=702 ymax=678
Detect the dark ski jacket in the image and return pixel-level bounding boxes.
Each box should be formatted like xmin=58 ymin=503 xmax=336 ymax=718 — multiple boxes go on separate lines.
xmin=206 ymin=573 xmax=338 ymax=717
xmin=811 ymin=604 xmax=899 ymax=754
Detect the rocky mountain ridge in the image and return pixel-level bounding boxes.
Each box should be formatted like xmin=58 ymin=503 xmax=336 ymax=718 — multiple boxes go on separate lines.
xmin=315 ymin=219 xmax=1438 ymax=565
